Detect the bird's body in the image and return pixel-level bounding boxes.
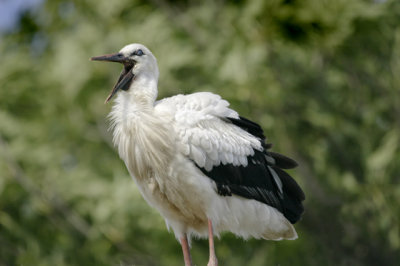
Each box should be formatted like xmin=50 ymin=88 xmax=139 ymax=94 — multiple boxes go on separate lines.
xmin=92 ymin=43 xmax=304 ymax=265
xmin=111 ymin=91 xmax=297 ymax=240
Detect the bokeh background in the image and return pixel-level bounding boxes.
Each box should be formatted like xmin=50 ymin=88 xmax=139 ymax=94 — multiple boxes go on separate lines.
xmin=1 ymin=0 xmax=399 ymax=265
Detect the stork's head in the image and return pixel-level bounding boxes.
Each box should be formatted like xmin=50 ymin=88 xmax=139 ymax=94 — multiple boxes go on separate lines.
xmin=91 ymin=43 xmax=159 ymax=103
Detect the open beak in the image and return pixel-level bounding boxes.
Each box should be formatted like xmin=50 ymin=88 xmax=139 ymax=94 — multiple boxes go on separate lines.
xmin=91 ymin=53 xmax=136 ymax=103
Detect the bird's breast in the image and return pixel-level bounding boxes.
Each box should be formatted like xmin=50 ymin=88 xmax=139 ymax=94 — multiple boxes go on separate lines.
xmin=110 ymin=110 xmax=212 ymax=232
xmin=113 ymin=113 xmax=175 ymax=180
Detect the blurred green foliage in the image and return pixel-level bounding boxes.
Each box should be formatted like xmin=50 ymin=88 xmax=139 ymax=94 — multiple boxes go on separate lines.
xmin=1 ymin=0 xmax=399 ymax=265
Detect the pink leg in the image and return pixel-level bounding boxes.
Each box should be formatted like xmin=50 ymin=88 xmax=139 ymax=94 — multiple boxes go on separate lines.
xmin=180 ymin=234 xmax=193 ymax=266
xmin=207 ymin=219 xmax=218 ymax=266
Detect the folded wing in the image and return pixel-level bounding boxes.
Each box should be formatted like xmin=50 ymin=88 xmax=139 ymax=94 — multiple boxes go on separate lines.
xmin=155 ymin=92 xmax=305 ymax=223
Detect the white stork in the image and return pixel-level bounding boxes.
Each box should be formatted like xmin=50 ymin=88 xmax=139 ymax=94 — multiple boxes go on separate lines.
xmin=91 ymin=43 xmax=305 ymax=266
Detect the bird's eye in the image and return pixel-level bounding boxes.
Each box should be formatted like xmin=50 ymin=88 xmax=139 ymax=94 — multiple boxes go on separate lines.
xmin=134 ymin=49 xmax=144 ymax=56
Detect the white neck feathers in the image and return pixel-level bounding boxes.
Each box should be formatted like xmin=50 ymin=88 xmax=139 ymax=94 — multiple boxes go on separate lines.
xmin=108 ymin=73 xmax=174 ymax=179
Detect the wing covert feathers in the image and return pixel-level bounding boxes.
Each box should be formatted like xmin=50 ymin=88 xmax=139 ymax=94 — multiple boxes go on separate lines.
xmin=156 ymin=94 xmax=305 ymax=224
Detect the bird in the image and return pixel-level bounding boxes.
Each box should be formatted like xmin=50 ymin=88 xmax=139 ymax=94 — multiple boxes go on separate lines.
xmin=91 ymin=43 xmax=305 ymax=266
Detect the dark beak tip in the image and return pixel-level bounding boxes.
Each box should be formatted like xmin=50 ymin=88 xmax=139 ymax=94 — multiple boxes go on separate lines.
xmin=90 ymin=56 xmax=104 ymax=61
xmin=105 ymin=94 xmax=113 ymax=104
xmin=90 ymin=53 xmax=124 ymax=63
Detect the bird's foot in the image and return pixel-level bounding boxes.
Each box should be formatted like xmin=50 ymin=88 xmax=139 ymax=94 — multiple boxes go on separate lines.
xmin=207 ymin=256 xmax=218 ymax=266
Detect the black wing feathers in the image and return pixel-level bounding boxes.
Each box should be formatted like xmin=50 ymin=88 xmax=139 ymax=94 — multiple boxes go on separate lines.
xmin=226 ymin=116 xmax=266 ymax=140
xmin=198 ymin=149 xmax=284 ymax=214
xmin=269 ymin=152 xmax=298 ymax=169
xmin=271 ymin=166 xmax=305 ymax=223
xmin=272 ymin=166 xmax=305 ymax=201
xmin=197 ymin=116 xmax=305 ymax=224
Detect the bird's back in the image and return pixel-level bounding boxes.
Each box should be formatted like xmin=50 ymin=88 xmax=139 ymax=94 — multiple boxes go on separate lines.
xmin=155 ymin=92 xmax=305 ymax=225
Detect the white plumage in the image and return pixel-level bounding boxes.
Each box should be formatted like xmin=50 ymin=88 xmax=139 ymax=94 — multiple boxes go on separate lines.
xmin=156 ymin=93 xmax=262 ymax=170
xmin=91 ymin=43 xmax=304 ymax=266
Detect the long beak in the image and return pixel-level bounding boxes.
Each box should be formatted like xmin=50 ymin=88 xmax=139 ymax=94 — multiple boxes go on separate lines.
xmin=105 ymin=69 xmax=135 ymax=103
xmin=91 ymin=52 xmax=136 ymax=103
xmin=90 ymin=52 xmax=126 ymax=63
